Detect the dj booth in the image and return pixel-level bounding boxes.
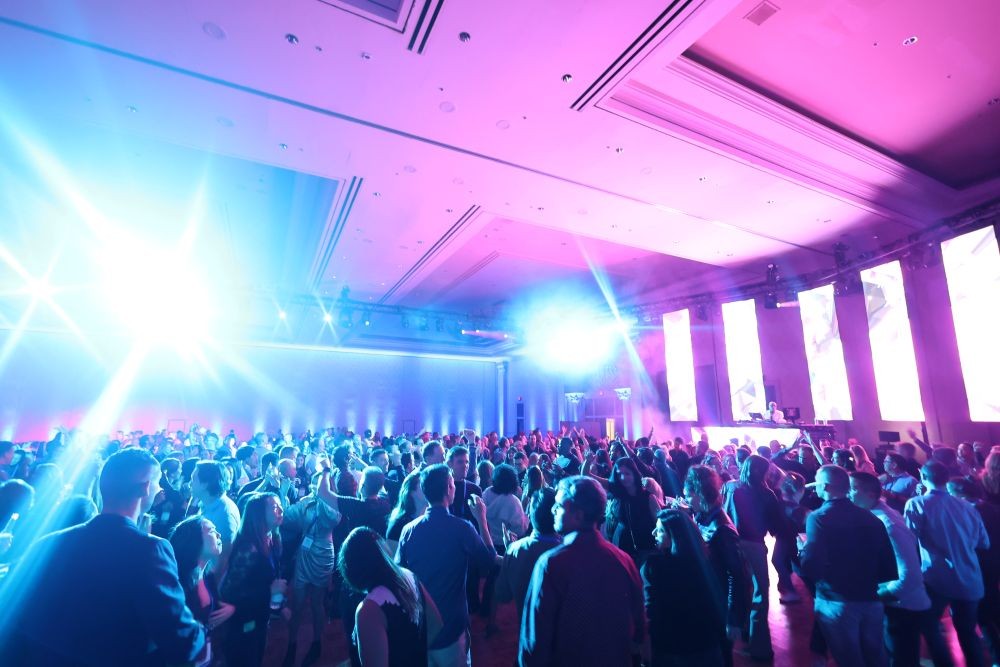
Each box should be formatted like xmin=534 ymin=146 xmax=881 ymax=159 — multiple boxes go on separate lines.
xmin=694 ymin=421 xmax=836 ymax=449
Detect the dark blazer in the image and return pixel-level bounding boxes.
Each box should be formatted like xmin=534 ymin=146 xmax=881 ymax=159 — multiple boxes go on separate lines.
xmin=5 ymin=514 xmax=205 ymax=667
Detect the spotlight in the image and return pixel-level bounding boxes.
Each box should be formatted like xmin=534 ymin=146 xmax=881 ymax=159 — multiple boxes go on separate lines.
xmin=764 ymin=292 xmax=778 ymax=309
xmin=363 ymin=311 xmax=372 ymax=327
xmin=766 ymin=263 xmax=779 ymax=285
xmin=695 ymin=303 xmax=708 ymax=321
xmin=323 ymin=313 xmax=332 ymax=323
xmin=278 ymin=310 xmax=287 ymax=320
xmin=418 ymin=317 xmax=429 ymax=331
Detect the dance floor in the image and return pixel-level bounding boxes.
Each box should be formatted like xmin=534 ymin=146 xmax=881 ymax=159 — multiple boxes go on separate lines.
xmin=264 ymin=537 xmax=970 ymax=666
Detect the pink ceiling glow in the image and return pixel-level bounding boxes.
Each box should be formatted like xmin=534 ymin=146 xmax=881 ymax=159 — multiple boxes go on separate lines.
xmin=687 ymin=0 xmax=1000 ymax=187
xmin=0 ymin=0 xmax=998 ymax=319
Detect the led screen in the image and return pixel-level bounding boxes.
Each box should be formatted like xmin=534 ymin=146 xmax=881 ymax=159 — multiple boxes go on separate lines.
xmin=860 ymin=261 xmax=924 ymax=421
xmin=721 ymin=299 xmax=766 ymax=420
xmin=942 ymin=226 xmax=1000 ymax=421
xmin=798 ymin=284 xmax=853 ymax=420
xmin=662 ymin=309 xmax=698 ymax=421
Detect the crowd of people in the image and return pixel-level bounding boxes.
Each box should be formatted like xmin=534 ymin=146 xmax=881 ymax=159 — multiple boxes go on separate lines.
xmin=0 ymin=423 xmax=996 ymax=667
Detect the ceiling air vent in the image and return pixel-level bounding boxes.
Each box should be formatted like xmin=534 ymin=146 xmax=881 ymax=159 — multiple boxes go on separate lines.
xmin=316 ymin=0 xmax=410 ymax=32
xmin=744 ymin=1 xmax=780 ymax=26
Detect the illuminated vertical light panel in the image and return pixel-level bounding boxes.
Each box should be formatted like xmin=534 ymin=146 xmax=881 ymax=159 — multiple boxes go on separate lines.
xmin=942 ymin=226 xmax=1000 ymax=421
xmin=798 ymin=284 xmax=853 ymax=420
xmin=662 ymin=309 xmax=698 ymax=421
xmin=721 ymin=299 xmax=766 ymax=420
xmin=860 ymin=261 xmax=924 ymax=421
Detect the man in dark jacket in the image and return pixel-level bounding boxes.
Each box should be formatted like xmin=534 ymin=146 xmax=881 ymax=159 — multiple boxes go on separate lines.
xmin=4 ymin=448 xmax=205 ymax=666
xmin=801 ymin=465 xmax=897 ymax=667
xmin=685 ymin=465 xmax=751 ymax=667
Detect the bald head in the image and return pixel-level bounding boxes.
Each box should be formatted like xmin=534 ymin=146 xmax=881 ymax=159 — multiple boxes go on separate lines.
xmin=278 ymin=459 xmax=297 ymax=479
xmin=816 ymin=464 xmax=850 ymax=500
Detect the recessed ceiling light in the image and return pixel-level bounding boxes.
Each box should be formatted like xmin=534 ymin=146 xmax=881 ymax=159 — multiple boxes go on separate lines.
xmin=640 ymin=166 xmax=652 ymax=175
xmin=285 ymin=33 xmax=299 ymax=45
xmin=314 ymin=45 xmax=323 ymax=52
xmin=459 ymin=32 xmax=471 ymax=42
xmin=562 ymin=74 xmax=573 ymax=83
xmin=403 ymin=165 xmax=417 ymax=173
xmin=439 ymin=101 xmax=456 ymax=113
xmin=127 ymin=105 xmax=138 ymax=113
xmin=446 ymin=208 xmax=453 ymax=213
xmin=279 ymin=143 xmax=288 ymax=150
xmin=903 ymin=35 xmax=918 ymax=45
xmin=615 ymin=147 xmax=624 ymax=154
xmin=452 ymin=177 xmax=464 ymax=185
xmin=373 ymin=191 xmax=381 ymax=198
xmin=360 ymin=51 xmax=372 ymax=60
xmin=496 ymin=120 xmax=510 ymax=130
xmin=216 ymin=116 xmax=234 ymax=127
xmin=202 ymin=22 xmax=226 ymax=40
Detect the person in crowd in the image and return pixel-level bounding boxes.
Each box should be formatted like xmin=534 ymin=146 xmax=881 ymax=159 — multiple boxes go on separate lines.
xmin=422 ymin=441 xmax=445 ymax=468
xmin=319 ymin=465 xmax=393 ymax=537
xmin=773 ymin=471 xmax=809 ymax=604
xmin=896 ymin=439 xmax=924 ymax=478
xmin=848 ymin=472 xmax=931 ymax=667
xmin=221 ymin=492 xmax=285 ymax=667
xmin=282 ymin=471 xmax=343 ymax=667
xmin=396 ymin=463 xmax=498 ymax=665
xmin=906 ymin=460 xmax=990 ymax=667
xmin=496 ymin=488 xmax=561 ymax=619
xmin=5 ymin=448 xmax=205 ymax=666
xmin=982 ymin=448 xmax=1000 ymax=505
xmin=800 ymin=465 xmax=896 ymax=667
xmin=446 ymin=446 xmax=482 ymax=524
xmin=333 ymin=444 xmax=361 ymax=497
xmin=956 ymin=442 xmax=981 ymax=476
xmin=520 ymin=475 xmax=645 ymax=666
xmin=642 ymin=508 xmax=727 ymax=666
xmin=721 ymin=455 xmax=779 ymax=661
xmin=476 ymin=459 xmax=494 ymax=494
xmin=0 ymin=478 xmax=35 ymax=561
xmin=483 ymin=464 xmax=529 ymax=550
xmin=387 ymin=472 xmax=428 ymax=554
xmin=684 ymin=465 xmax=749 ymax=666
xmin=552 ymin=437 xmax=581 ymax=480
xmin=0 ymin=441 xmax=15 ymax=482
xmin=339 ymin=526 xmax=443 ymax=666
xmin=192 ymin=460 xmax=241 ymax=578
xmin=584 ymin=452 xmax=659 ymax=562
xmin=520 ymin=465 xmax=546 ymax=511
xmin=480 ymin=463 xmax=528 ymax=632
xmin=850 ymin=445 xmax=877 ymax=475
xmin=831 ymin=449 xmax=855 ymax=471
xmin=237 ymin=451 xmax=280 ymax=503
xmin=946 ymin=476 xmax=1000 ymax=666
xmin=233 ymin=444 xmax=257 ymax=491
xmin=880 ymin=452 xmax=919 ymax=513
xmin=152 ymin=457 xmax=185 ymax=537
xmin=169 ymin=515 xmax=236 ymax=657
